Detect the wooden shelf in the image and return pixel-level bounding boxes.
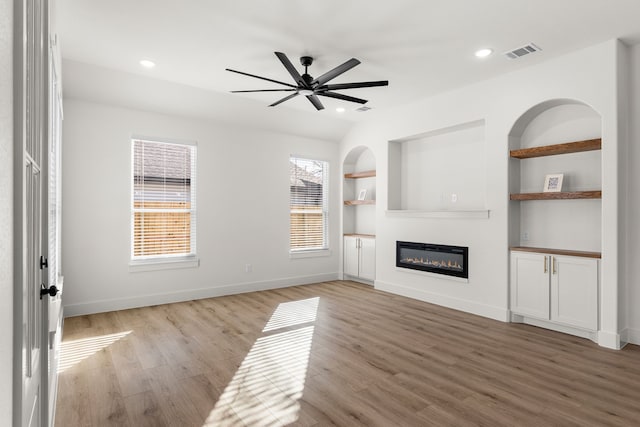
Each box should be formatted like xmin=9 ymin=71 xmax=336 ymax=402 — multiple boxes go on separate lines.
xmin=344 ymin=233 xmax=375 ymax=238
xmin=510 ymin=138 xmax=601 ymax=159
xmin=344 ymin=200 xmax=375 ymax=206
xmin=510 ymin=246 xmax=601 ymax=259
xmin=510 ymin=190 xmax=601 ymax=201
xmin=344 ymin=170 xmax=376 ymax=179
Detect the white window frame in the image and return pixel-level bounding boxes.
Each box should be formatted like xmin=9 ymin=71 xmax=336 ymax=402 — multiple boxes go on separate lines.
xmin=289 ymin=156 xmax=330 ymax=257
xmin=129 ymin=136 xmax=198 ymax=270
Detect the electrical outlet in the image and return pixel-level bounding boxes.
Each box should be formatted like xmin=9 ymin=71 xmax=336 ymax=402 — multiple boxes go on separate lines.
xmin=522 ymin=231 xmax=530 ymax=242
xmin=245 ymin=264 xmax=253 ymax=273
xmin=451 ymin=193 xmax=458 ymax=203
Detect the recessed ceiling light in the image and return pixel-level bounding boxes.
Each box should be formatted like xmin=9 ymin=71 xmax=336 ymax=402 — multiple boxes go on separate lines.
xmin=139 ymin=59 xmax=156 ymax=68
xmin=336 ymin=107 xmax=346 ymax=113
xmin=475 ymin=48 xmax=493 ymax=58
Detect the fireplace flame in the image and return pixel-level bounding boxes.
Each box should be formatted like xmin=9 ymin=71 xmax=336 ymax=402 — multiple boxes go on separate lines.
xmin=401 ymin=257 xmax=463 ymax=271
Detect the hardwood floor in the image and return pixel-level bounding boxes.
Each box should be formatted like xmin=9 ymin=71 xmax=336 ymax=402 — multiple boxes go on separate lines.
xmin=55 ymin=280 xmax=640 ymax=426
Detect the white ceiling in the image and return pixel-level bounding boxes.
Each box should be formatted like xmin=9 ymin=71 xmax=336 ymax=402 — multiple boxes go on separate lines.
xmin=57 ymin=0 xmax=640 ymax=139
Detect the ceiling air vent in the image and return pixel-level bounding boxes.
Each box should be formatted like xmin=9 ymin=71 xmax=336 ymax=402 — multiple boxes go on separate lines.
xmin=356 ymin=106 xmax=372 ymax=112
xmin=504 ymin=43 xmax=542 ymax=60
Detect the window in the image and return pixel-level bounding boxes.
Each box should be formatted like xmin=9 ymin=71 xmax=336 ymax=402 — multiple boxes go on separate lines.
xmin=289 ymin=156 xmax=329 ymax=252
xmin=131 ymin=138 xmax=197 ymax=262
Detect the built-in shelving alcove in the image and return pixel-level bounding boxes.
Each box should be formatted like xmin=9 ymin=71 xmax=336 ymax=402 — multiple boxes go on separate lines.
xmin=507 ymin=99 xmax=603 ymax=341
xmin=342 ymin=146 xmax=376 ymax=283
xmin=508 ymin=100 xmax=602 ymax=254
xmin=343 ymin=146 xmax=376 ymax=236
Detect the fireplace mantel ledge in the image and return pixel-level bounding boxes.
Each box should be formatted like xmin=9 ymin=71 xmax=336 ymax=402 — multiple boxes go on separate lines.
xmin=385 ymin=209 xmax=489 ymax=219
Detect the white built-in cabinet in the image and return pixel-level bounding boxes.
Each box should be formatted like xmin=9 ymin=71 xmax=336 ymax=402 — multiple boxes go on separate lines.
xmin=344 ymin=235 xmax=376 ymax=281
xmin=510 ymin=249 xmax=598 ymax=331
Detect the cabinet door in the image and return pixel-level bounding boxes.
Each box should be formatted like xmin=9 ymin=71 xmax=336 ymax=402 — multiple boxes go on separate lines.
xmin=550 ymin=255 xmax=598 ymax=330
xmin=510 ymin=252 xmax=550 ymax=319
xmin=343 ymin=236 xmax=359 ymax=277
xmin=358 ymin=237 xmax=376 ymax=281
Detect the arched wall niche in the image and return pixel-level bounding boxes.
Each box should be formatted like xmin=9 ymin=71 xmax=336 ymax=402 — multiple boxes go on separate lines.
xmin=509 ymin=98 xmax=601 ymax=139
xmin=343 ymin=145 xmax=374 ymax=166
xmin=508 ymin=98 xmax=602 ymax=253
xmin=342 ymin=145 xmax=376 ymax=237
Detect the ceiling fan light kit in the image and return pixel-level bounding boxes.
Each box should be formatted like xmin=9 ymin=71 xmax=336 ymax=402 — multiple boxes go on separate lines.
xmin=226 ymin=52 xmax=389 ymax=111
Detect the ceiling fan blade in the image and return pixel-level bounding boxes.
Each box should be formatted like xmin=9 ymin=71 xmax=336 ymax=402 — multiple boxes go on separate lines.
xmin=226 ymin=68 xmax=298 ymax=89
xmin=231 ymin=89 xmax=297 ymax=93
xmin=317 ymin=91 xmax=368 ymax=104
xmin=319 ymin=80 xmax=389 ymax=91
xmin=269 ymin=92 xmax=299 ymax=107
xmin=274 ymin=52 xmax=305 ymax=87
xmin=312 ymin=58 xmax=361 ymax=86
xmin=306 ymin=94 xmax=324 ymax=110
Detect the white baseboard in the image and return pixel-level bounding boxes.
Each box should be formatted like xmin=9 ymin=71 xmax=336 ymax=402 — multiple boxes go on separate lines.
xmin=512 ymin=315 xmax=625 ymax=350
xmin=63 ymin=272 xmax=339 ymax=317
xmin=511 ymin=314 xmax=598 ymax=343
xmin=374 ymin=280 xmax=509 ymax=322
xmin=597 ymin=329 xmax=623 ymax=350
xmin=343 ymin=274 xmax=374 ymax=286
xmin=623 ymin=327 xmax=640 ymax=346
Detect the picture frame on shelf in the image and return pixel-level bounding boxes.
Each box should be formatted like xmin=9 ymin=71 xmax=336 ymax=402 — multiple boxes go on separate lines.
xmin=543 ymin=173 xmax=564 ymax=192
xmin=357 ymin=189 xmax=367 ymax=200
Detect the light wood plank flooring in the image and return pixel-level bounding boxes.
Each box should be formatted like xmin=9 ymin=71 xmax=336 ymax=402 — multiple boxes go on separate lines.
xmin=55 ymin=280 xmax=640 ymax=426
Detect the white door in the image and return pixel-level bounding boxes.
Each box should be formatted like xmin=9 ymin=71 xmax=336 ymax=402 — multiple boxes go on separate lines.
xmin=16 ymin=0 xmax=53 ymax=425
xmin=510 ymin=251 xmax=550 ymax=320
xmin=46 ymin=45 xmax=64 ymax=425
xmin=343 ymin=236 xmax=359 ymax=277
xmin=23 ymin=157 xmax=44 ymax=427
xmin=358 ymin=237 xmax=376 ymax=281
xmin=551 ymin=255 xmax=598 ymax=330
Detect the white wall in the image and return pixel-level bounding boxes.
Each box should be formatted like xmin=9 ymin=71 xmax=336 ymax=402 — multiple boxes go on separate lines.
xmin=63 ymin=60 xmax=353 ymax=144
xmin=62 ymin=99 xmax=341 ymax=315
xmin=341 ymin=40 xmax=626 ymax=347
xmin=0 ymin=0 xmax=13 ymax=417
xmin=626 ymin=44 xmax=640 ymax=344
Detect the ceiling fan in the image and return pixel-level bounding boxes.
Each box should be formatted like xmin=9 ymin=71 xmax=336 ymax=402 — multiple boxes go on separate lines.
xmin=226 ymin=52 xmax=388 ymax=110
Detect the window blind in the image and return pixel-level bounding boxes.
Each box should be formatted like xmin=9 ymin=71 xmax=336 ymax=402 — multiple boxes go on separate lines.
xmin=132 ymin=139 xmax=197 ymax=259
xmin=289 ymin=157 xmax=329 ymax=251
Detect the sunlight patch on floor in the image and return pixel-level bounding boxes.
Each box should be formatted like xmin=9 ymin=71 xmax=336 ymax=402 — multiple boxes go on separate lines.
xmin=204 ymin=298 xmax=319 ymax=426
xmin=58 ymin=331 xmax=131 ymax=373
xmin=262 ymin=297 xmax=319 ymax=332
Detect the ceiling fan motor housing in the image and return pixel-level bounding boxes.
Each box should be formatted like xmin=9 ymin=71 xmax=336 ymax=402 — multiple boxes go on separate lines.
xmin=302 ymin=74 xmax=314 ymax=86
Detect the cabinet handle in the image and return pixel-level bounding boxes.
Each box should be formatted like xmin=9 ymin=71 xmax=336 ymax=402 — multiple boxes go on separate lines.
xmin=552 ymin=256 xmax=556 ymax=275
xmin=544 ymin=256 xmax=547 ymax=273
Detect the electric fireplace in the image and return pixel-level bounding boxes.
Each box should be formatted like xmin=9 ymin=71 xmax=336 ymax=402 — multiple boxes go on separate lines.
xmin=396 ymin=241 xmax=468 ymax=279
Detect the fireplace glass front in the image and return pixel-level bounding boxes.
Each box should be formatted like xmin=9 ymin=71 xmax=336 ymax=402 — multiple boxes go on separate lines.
xmin=396 ymin=241 xmax=468 ymax=279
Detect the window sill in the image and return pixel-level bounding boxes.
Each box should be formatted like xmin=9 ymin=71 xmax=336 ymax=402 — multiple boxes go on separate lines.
xmin=289 ymin=249 xmax=332 ymax=259
xmin=129 ymin=256 xmax=199 ymax=273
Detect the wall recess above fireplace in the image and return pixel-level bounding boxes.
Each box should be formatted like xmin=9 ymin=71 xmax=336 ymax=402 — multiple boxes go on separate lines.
xmin=396 ymin=241 xmax=469 ymax=279
xmin=388 ymin=120 xmax=486 ymax=212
